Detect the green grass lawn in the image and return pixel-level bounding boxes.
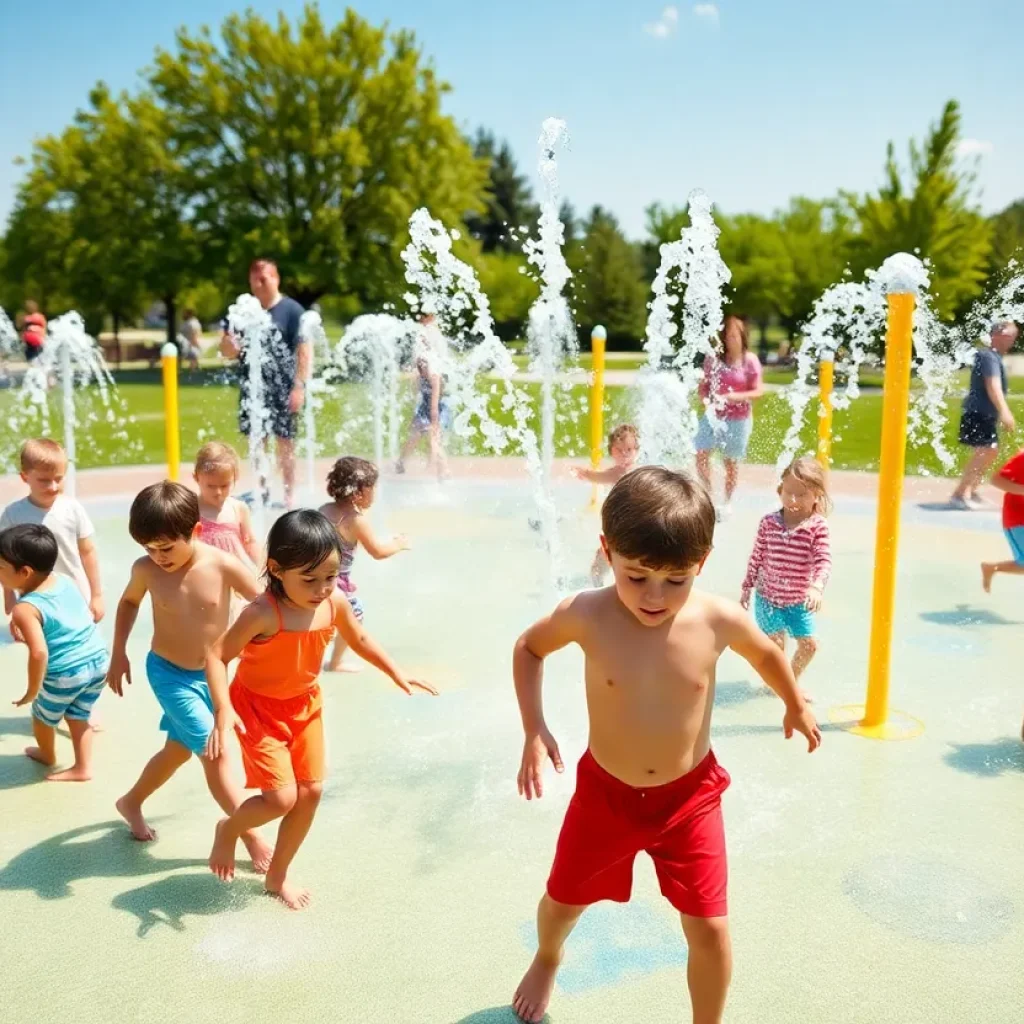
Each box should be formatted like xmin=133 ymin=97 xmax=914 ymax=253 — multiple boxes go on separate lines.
xmin=1 ymin=368 xmax=1020 ymax=478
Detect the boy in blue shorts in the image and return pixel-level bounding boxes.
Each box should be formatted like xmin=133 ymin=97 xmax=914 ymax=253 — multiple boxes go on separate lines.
xmin=1 ymin=524 xmax=108 ymax=781
xmin=981 ymin=448 xmax=1024 ymax=594
xmin=107 ymin=481 xmax=272 ymax=870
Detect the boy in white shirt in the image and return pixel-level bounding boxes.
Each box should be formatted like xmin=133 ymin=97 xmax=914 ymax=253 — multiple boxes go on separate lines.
xmin=1 ymin=439 xmax=104 ymax=627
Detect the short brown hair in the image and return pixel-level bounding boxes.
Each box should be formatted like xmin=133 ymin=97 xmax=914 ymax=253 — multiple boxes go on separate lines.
xmin=195 ymin=441 xmax=241 ymax=479
xmin=249 ymin=258 xmax=279 ymax=276
xmin=20 ymin=438 xmax=66 ymax=473
xmin=129 ymin=481 xmax=200 ymax=545
xmin=780 ymin=457 xmax=833 ymax=515
xmin=608 ymin=423 xmax=639 ymax=454
xmin=602 ymin=467 xmax=715 ymax=569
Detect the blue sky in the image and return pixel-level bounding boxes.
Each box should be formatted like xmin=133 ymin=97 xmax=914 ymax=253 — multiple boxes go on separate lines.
xmin=1 ymin=1 xmax=1021 ymax=238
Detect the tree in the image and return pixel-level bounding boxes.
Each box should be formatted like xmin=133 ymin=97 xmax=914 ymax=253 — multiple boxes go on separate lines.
xmin=148 ymin=4 xmax=487 ymax=307
xmin=473 ymin=249 xmax=540 ymax=339
xmin=569 ymin=206 xmax=647 ymax=348
xmin=464 ymin=130 xmax=538 ymax=253
xmin=988 ymin=200 xmax=1024 ymax=272
xmin=849 ymin=100 xmax=992 ymax=319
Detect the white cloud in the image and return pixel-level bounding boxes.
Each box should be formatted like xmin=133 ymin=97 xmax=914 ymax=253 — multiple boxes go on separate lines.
xmin=693 ymin=3 xmax=720 ymax=24
xmin=644 ymin=5 xmax=680 ymax=38
xmin=956 ymin=139 xmax=994 ymax=158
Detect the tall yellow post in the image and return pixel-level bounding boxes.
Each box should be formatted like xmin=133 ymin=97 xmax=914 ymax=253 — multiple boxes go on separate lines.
xmin=589 ymin=325 xmax=607 ymax=508
xmin=852 ymin=292 xmax=918 ymax=737
xmin=816 ymin=352 xmax=835 ymax=471
xmin=161 ymin=342 xmax=181 ymax=482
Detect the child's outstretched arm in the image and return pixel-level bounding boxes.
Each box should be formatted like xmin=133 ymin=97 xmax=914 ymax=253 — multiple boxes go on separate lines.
xmin=741 ymin=518 xmax=768 ymax=608
xmin=723 ymin=603 xmax=821 ymax=752
xmin=106 ymin=560 xmax=149 ymax=696
xmin=331 ymin=593 xmax=435 ymax=694
xmin=570 ymin=465 xmax=622 ymax=484
xmin=78 ymin=537 xmax=104 ymax=622
xmin=351 ymin=516 xmax=409 ymax=560
xmin=236 ymin=501 xmax=261 ymax=565
xmin=204 ymin=600 xmax=275 ymax=759
xmin=514 ymin=596 xmax=584 ymax=799
xmin=223 ymin=551 xmax=261 ymax=603
xmin=11 ymin=605 xmax=47 ymax=707
xmin=806 ymin=520 xmax=832 ymax=612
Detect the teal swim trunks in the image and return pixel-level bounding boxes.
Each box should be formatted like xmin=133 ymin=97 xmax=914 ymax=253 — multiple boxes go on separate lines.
xmin=754 ymin=592 xmax=816 ymax=639
xmin=146 ymin=651 xmax=214 ymax=755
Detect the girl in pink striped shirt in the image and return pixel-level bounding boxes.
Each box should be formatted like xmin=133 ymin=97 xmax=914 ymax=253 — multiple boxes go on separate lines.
xmin=741 ymin=458 xmax=832 ymax=693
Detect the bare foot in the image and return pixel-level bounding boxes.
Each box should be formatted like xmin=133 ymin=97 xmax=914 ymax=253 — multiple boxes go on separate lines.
xmin=265 ymin=879 xmax=312 ymax=910
xmin=982 ymin=563 xmax=996 ymax=593
xmin=116 ymin=795 xmax=156 ymax=841
xmin=47 ymin=765 xmax=91 ymax=782
xmin=242 ymin=832 xmax=275 ymax=874
xmin=512 ymin=954 xmax=559 ymax=1023
xmin=24 ymin=746 xmax=55 ymax=767
xmin=209 ymin=818 xmax=237 ymax=881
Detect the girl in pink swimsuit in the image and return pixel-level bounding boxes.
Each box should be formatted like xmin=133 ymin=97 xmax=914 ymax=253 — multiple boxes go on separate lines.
xmin=194 ymin=442 xmax=260 ymax=568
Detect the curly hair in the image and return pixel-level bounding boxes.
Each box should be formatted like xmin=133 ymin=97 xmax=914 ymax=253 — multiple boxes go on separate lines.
xmin=326 ymin=456 xmax=379 ymax=502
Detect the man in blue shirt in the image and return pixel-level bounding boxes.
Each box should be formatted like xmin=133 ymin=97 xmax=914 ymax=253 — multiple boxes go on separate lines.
xmin=949 ymin=321 xmax=1019 ymax=510
xmin=220 ymin=259 xmax=312 ymax=509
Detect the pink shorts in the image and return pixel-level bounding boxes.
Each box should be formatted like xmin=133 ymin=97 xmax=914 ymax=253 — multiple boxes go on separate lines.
xmin=547 ymin=749 xmax=731 ymax=917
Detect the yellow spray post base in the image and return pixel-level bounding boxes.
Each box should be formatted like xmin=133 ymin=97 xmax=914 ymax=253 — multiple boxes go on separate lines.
xmin=816 ymin=354 xmax=835 ymax=470
xmin=828 ymin=704 xmax=925 ymax=741
xmin=588 ymin=326 xmax=607 ymax=509
xmin=161 ymin=343 xmax=181 ymax=482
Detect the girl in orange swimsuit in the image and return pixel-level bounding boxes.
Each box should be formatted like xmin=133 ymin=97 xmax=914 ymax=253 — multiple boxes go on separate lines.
xmin=205 ymin=509 xmax=437 ymax=909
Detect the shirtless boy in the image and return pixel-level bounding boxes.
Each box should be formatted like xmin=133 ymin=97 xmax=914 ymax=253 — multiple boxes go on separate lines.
xmin=511 ymin=466 xmax=821 ymax=1024
xmin=106 ymin=482 xmax=272 ymax=870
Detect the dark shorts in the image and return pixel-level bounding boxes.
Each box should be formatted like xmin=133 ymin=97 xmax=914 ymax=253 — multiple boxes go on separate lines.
xmin=24 ymin=345 xmax=42 ymax=362
xmin=959 ymin=409 xmax=998 ymax=449
xmin=239 ymin=385 xmax=297 ymax=441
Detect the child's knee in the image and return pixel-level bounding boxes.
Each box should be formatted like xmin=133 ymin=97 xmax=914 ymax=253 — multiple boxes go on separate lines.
xmin=296 ymin=781 xmax=323 ymax=807
xmin=682 ymin=914 xmax=731 ymax=952
xmin=266 ymin=786 xmax=299 ymax=814
xmin=798 ymin=636 xmax=818 ymax=655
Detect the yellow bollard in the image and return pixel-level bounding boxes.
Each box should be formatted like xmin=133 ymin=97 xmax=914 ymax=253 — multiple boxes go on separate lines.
xmin=816 ymin=352 xmax=835 ymax=471
xmin=161 ymin=342 xmax=181 ymax=482
xmin=589 ymin=325 xmax=607 ymax=508
xmin=830 ymin=292 xmax=923 ymax=740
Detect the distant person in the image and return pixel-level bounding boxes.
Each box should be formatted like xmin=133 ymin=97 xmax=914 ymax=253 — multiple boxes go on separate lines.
xmin=20 ymin=300 xmax=46 ymax=362
xmin=741 ymin=457 xmax=833 ymax=700
xmin=949 ymin=321 xmax=1019 ymax=510
xmin=178 ymin=308 xmax=203 ymax=372
xmin=319 ymin=456 xmax=409 ymax=672
xmin=0 ymin=524 xmax=108 ymax=782
xmin=509 ymin=467 xmax=820 ymax=1024
xmin=695 ymin=316 xmax=764 ymax=519
xmin=396 ymin=314 xmax=450 ymax=480
xmin=570 ymin=423 xmax=640 ymax=585
xmin=220 ymin=259 xmax=311 ymax=509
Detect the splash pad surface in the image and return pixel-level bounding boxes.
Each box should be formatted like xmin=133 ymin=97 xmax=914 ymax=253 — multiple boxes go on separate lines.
xmin=1 ymin=473 xmax=1021 ymax=1024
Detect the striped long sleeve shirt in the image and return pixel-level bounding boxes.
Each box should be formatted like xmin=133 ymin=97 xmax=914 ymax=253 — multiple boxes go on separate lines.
xmin=742 ymin=511 xmax=832 ymax=608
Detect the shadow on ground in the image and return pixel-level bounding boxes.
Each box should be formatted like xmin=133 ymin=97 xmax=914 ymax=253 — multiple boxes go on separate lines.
xmin=112 ymin=872 xmax=256 ymax=937
xmin=0 ymin=820 xmax=204 ymax=900
xmin=455 ymin=1010 xmax=547 ymax=1024
xmin=944 ymin=737 xmax=1024 ymax=778
xmin=920 ymin=605 xmax=1022 ymax=627
xmin=714 ymin=680 xmax=775 ymax=707
xmin=0 ymin=715 xmax=34 ymax=740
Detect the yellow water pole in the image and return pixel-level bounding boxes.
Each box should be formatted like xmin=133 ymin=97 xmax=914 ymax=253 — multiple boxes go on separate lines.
xmin=161 ymin=342 xmax=181 ymax=482
xmin=589 ymin=325 xmax=607 ymax=508
xmin=859 ymin=292 xmax=915 ymax=733
xmin=816 ymin=352 xmax=835 ymax=471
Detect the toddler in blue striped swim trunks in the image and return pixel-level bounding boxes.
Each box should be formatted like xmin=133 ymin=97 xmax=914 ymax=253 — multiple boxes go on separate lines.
xmin=1 ymin=523 xmax=108 ymax=781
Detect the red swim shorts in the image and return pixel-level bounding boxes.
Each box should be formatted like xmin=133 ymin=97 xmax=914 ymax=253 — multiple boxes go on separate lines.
xmin=546 ymin=748 xmax=730 ymax=918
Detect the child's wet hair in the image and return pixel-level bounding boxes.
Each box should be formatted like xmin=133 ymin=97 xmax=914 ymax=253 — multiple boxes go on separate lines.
xmin=602 ymin=466 xmax=715 ymax=570
xmin=20 ymin=438 xmax=65 ymax=473
xmin=326 ymin=456 xmax=379 ymax=501
xmin=0 ymin=523 xmax=58 ymax=575
xmin=195 ymin=441 xmax=241 ymax=479
xmin=264 ymin=509 xmax=343 ymax=599
xmin=608 ymin=424 xmax=639 ymax=454
xmin=129 ymin=482 xmax=200 ymax=545
xmin=780 ymin=457 xmax=833 ymax=515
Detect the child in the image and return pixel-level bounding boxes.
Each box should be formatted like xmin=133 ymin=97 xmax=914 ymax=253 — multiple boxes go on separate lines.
xmin=510 ymin=466 xmax=820 ymax=1024
xmin=741 ymin=457 xmax=832 ymax=697
xmin=318 ymin=456 xmax=409 ymax=672
xmin=194 ymin=441 xmax=260 ymax=566
xmin=206 ymin=509 xmax=436 ymax=909
xmin=1 ymin=524 xmax=108 ymax=781
xmin=981 ymin=447 xmax=1024 ymax=593
xmin=570 ymin=424 xmax=640 ymax=586
xmin=1 ymin=439 xmax=104 ymax=625
xmin=106 ymin=481 xmax=272 ymax=871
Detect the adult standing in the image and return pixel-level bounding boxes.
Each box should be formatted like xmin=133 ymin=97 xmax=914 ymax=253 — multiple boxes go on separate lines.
xmin=220 ymin=259 xmax=310 ymax=509
xmin=177 ymin=307 xmax=202 ymax=372
xmin=19 ymin=299 xmax=46 ymax=362
xmin=694 ymin=315 xmax=764 ymax=518
xmin=949 ymin=321 xmax=1019 ymax=510
xmin=396 ymin=314 xmax=451 ymax=480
